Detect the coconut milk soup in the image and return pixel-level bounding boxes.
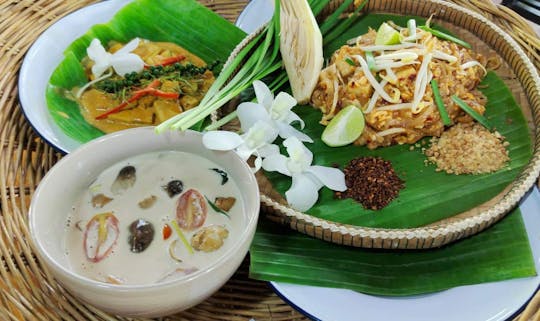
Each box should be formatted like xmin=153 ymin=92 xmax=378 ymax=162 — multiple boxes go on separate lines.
xmin=65 ymin=151 xmax=245 ymax=285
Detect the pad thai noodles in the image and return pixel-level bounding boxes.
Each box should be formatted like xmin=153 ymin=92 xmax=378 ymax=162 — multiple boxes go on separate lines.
xmin=311 ymin=21 xmax=488 ymax=149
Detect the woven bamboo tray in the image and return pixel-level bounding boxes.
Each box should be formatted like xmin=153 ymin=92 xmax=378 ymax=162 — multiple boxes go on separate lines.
xmin=220 ymin=0 xmax=540 ymax=250
xmin=0 ymin=0 xmax=539 ymax=320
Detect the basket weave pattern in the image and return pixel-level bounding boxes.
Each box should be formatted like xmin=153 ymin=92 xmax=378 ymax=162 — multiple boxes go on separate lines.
xmin=0 ymin=0 xmax=539 ymax=320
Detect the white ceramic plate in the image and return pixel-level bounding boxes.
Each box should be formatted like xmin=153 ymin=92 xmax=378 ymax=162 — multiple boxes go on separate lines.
xmin=19 ymin=0 xmax=132 ymax=154
xmin=237 ymin=2 xmax=540 ymax=321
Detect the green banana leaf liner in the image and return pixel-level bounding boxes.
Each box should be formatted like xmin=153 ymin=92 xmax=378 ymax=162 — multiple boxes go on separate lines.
xmin=231 ymin=0 xmax=540 ymax=250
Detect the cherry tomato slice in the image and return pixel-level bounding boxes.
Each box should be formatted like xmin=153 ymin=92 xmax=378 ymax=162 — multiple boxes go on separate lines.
xmin=176 ymin=189 xmax=207 ymax=230
xmin=83 ymin=212 xmax=119 ymax=263
xmin=162 ymin=224 xmax=172 ymax=240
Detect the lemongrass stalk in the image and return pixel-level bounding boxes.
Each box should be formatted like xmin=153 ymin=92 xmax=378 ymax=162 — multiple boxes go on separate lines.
xmin=178 ymin=62 xmax=282 ymax=130
xmin=204 ymin=72 xmax=289 ymax=132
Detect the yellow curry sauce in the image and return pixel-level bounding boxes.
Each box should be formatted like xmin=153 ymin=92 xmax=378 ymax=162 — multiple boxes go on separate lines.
xmin=79 ymin=40 xmax=215 ymax=133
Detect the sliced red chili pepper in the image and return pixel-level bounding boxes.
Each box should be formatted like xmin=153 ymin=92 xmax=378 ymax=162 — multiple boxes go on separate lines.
xmin=151 ymin=89 xmax=179 ymax=99
xmin=95 ymin=80 xmax=161 ymax=120
xmin=162 ymin=224 xmax=172 ymax=240
xmin=144 ymin=55 xmax=186 ymax=68
xmin=83 ymin=212 xmax=119 ymax=263
xmin=176 ymin=189 xmax=207 ymax=230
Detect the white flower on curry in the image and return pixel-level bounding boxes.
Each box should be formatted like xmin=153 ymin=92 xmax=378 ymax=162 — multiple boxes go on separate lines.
xmin=238 ymin=80 xmax=313 ymax=143
xmin=87 ymin=38 xmax=145 ymax=78
xmin=262 ymin=136 xmax=346 ymax=212
xmin=202 ymin=120 xmax=279 ymax=172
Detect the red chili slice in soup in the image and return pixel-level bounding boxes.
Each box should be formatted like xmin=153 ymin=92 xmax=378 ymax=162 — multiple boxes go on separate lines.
xmin=176 ymin=189 xmax=207 ymax=230
xmin=83 ymin=212 xmax=119 ymax=263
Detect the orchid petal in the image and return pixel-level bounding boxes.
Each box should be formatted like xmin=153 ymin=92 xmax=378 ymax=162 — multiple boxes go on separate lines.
xmin=258 ymin=143 xmax=280 ymax=158
xmin=252 ymin=155 xmax=263 ymax=172
xmin=306 ymin=165 xmax=347 ymax=191
xmin=283 ymin=137 xmax=313 ymax=170
xmin=87 ymin=39 xmax=111 ymax=77
xmin=116 ymin=38 xmax=140 ymax=54
xmin=237 ymin=102 xmax=271 ymax=132
xmin=202 ymin=131 xmax=243 ymax=151
xmin=111 ymin=53 xmax=145 ymax=76
xmin=253 ymin=80 xmax=274 ymax=110
xmin=285 ymin=173 xmax=321 ymax=212
xmin=91 ymin=62 xmax=111 ymax=79
xmin=275 ymin=122 xmax=313 ymax=143
xmin=235 ymin=144 xmax=255 ymax=161
xmin=242 ymin=121 xmax=279 ymax=149
xmin=270 ymin=92 xmax=297 ymax=121
xmin=87 ymin=39 xmax=109 ymax=62
xmin=262 ymin=154 xmax=291 ymax=176
xmin=285 ymin=111 xmax=305 ymax=129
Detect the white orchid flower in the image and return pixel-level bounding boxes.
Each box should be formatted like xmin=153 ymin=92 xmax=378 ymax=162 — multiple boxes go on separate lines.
xmin=262 ymin=136 xmax=346 ymax=212
xmin=202 ymin=120 xmax=280 ymax=172
xmin=236 ymin=80 xmax=313 ymax=143
xmin=87 ymin=38 xmax=145 ymax=78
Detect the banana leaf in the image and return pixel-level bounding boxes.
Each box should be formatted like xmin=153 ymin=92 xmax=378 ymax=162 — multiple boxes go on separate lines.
xmin=46 ymin=0 xmax=246 ymax=143
xmin=264 ymin=14 xmax=532 ymax=229
xmin=250 ymin=207 xmax=536 ymax=296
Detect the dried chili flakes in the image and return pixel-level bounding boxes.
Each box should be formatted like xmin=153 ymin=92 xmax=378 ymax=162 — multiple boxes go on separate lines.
xmin=335 ymin=157 xmax=404 ymax=210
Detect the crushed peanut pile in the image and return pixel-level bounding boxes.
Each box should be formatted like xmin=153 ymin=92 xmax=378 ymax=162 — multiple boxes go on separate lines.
xmin=424 ymin=122 xmax=509 ymax=175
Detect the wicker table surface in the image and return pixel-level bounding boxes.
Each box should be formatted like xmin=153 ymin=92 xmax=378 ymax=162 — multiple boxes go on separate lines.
xmin=0 ymin=0 xmax=539 ymax=320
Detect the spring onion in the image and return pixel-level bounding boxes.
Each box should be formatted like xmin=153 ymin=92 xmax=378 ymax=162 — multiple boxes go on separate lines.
xmin=406 ymin=18 xmax=416 ymax=42
xmin=430 ymin=79 xmax=452 ymax=126
xmin=345 ymin=57 xmax=357 ymax=66
xmin=205 ymin=196 xmax=230 ymax=218
xmin=365 ymin=51 xmax=376 ymax=70
xmin=170 ymin=220 xmax=194 ymax=254
xmin=451 ymin=95 xmax=491 ymax=129
xmin=418 ymin=25 xmax=471 ymax=49
xmin=323 ymin=0 xmax=369 ymax=45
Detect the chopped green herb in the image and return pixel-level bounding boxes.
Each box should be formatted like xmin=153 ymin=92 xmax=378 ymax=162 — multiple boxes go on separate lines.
xmin=95 ymin=61 xmax=220 ymax=94
xmin=210 ymin=168 xmax=229 ymax=185
xmin=345 ymin=57 xmax=356 ymax=66
xmin=205 ymin=196 xmax=230 ymax=218
xmin=451 ymin=95 xmax=491 ymax=129
xmin=430 ymin=79 xmax=452 ymax=126
xmin=365 ymin=51 xmax=376 ymax=70
xmin=418 ymin=26 xmax=471 ymax=49
xmin=170 ymin=220 xmax=194 ymax=254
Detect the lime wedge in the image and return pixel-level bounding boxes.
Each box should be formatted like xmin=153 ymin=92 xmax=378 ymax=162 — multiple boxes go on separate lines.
xmin=375 ymin=22 xmax=401 ymax=45
xmin=322 ymin=105 xmax=365 ymax=147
